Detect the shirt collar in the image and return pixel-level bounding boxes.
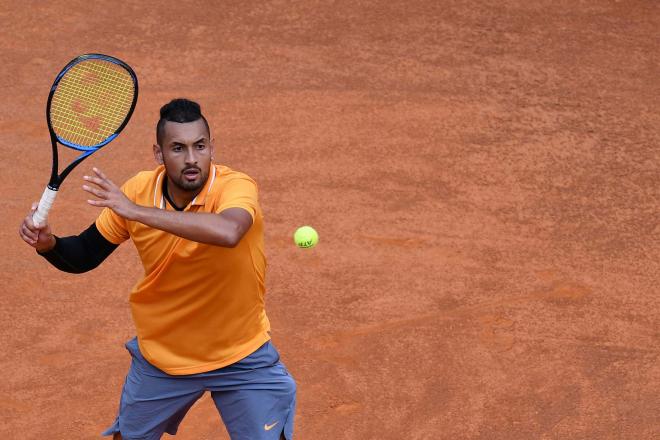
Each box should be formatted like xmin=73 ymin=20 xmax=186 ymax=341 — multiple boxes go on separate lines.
xmin=190 ymin=163 xmax=216 ymax=206
xmin=152 ymin=164 xmax=217 ymax=209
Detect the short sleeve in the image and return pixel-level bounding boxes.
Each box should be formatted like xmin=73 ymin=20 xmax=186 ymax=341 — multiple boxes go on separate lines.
xmin=95 ymin=181 xmax=132 ymax=244
xmin=215 ymin=176 xmax=258 ymax=221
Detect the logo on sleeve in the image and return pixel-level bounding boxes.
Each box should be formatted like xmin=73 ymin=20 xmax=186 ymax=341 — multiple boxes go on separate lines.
xmin=264 ymin=421 xmax=279 ymax=431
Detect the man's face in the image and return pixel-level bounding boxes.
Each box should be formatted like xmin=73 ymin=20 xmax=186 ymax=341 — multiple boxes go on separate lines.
xmin=154 ymin=119 xmax=214 ymax=192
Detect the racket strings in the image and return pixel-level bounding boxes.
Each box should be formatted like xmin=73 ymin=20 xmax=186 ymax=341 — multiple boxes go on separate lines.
xmin=50 ymin=60 xmax=135 ymax=147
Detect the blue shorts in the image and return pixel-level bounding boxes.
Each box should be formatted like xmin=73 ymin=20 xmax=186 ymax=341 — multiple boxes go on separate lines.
xmin=102 ymin=337 xmax=296 ymax=440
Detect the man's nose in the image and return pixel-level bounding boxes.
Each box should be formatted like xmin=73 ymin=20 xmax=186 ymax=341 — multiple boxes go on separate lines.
xmin=185 ymin=147 xmax=197 ymax=164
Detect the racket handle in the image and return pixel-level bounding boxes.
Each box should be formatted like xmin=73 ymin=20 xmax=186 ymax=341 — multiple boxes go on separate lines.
xmin=32 ymin=187 xmax=58 ymax=228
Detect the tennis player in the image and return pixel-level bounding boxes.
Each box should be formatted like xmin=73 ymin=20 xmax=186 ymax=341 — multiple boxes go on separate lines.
xmin=19 ymin=99 xmax=296 ymax=440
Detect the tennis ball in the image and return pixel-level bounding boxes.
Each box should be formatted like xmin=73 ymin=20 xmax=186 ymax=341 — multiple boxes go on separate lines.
xmin=294 ymin=226 xmax=318 ymax=248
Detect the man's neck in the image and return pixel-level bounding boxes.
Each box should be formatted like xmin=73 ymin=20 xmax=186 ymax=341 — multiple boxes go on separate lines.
xmin=163 ymin=177 xmax=200 ymax=210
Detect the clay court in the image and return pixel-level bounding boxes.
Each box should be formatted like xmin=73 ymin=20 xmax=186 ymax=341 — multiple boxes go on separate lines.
xmin=1 ymin=0 xmax=658 ymax=438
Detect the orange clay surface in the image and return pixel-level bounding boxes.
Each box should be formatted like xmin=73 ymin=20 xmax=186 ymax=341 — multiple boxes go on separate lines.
xmin=1 ymin=1 xmax=658 ymax=439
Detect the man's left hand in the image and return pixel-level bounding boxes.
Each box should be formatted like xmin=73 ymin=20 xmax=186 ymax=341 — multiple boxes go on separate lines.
xmin=83 ymin=167 xmax=138 ymax=220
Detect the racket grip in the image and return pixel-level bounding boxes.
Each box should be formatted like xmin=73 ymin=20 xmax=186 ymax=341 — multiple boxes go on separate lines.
xmin=32 ymin=187 xmax=58 ymax=228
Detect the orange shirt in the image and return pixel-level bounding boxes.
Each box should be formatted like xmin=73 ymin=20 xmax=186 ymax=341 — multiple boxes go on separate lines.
xmin=96 ymin=164 xmax=270 ymax=375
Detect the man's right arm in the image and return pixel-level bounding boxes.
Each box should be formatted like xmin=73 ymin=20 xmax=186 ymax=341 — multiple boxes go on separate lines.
xmin=19 ymin=203 xmax=118 ymax=273
xmin=38 ymin=223 xmax=118 ymax=273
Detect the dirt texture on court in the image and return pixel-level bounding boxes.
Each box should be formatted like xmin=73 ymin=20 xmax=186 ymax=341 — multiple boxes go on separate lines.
xmin=1 ymin=1 xmax=658 ymax=439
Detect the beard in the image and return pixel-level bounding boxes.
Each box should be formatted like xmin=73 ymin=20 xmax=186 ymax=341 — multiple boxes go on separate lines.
xmin=168 ymin=165 xmax=209 ymax=192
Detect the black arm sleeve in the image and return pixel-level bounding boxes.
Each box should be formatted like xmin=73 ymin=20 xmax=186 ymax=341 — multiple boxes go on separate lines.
xmin=38 ymin=223 xmax=119 ymax=273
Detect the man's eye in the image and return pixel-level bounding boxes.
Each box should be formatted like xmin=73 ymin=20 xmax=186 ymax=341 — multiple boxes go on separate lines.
xmin=172 ymin=146 xmax=182 ymax=152
xmin=196 ymin=144 xmax=205 ymax=150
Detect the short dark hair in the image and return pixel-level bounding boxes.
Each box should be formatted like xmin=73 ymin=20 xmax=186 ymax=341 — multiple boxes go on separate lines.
xmin=156 ymin=98 xmax=210 ymax=145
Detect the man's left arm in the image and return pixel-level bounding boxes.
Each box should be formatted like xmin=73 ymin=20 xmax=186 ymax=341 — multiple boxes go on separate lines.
xmin=83 ymin=168 xmax=253 ymax=248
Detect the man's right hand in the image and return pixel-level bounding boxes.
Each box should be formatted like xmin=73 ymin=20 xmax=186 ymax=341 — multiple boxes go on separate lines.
xmin=19 ymin=202 xmax=56 ymax=253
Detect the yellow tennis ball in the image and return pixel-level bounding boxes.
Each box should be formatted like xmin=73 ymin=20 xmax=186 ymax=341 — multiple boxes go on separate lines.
xmin=294 ymin=226 xmax=318 ymax=248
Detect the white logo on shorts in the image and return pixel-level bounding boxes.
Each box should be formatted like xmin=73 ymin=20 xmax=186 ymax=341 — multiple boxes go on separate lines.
xmin=264 ymin=421 xmax=279 ymax=431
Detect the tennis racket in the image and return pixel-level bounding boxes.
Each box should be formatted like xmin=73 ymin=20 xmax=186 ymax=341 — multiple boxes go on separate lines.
xmin=32 ymin=53 xmax=138 ymax=227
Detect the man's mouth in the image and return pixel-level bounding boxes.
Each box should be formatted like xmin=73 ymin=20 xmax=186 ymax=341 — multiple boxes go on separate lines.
xmin=183 ymin=168 xmax=201 ymax=181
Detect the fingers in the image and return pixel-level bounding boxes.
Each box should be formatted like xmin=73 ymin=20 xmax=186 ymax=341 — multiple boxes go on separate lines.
xmin=86 ymin=198 xmax=109 ymax=207
xmin=20 ymin=203 xmax=41 ymax=245
xmin=19 ymin=222 xmax=38 ymax=244
xmin=82 ymin=183 xmax=107 ymax=198
xmin=83 ymin=174 xmax=109 ymax=189
xmin=83 ymin=169 xmax=120 ymax=209
xmin=84 ymin=168 xmax=117 ymax=194
xmin=19 ymin=225 xmax=36 ymax=245
xmin=92 ymin=167 xmax=114 ymax=186
xmin=24 ymin=203 xmax=41 ymax=231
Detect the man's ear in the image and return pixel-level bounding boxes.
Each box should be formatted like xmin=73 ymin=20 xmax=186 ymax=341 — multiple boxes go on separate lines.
xmin=153 ymin=144 xmax=164 ymax=165
xmin=210 ymin=139 xmax=216 ymax=161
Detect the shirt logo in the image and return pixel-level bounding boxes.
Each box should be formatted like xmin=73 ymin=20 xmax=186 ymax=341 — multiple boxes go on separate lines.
xmin=264 ymin=421 xmax=279 ymax=431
